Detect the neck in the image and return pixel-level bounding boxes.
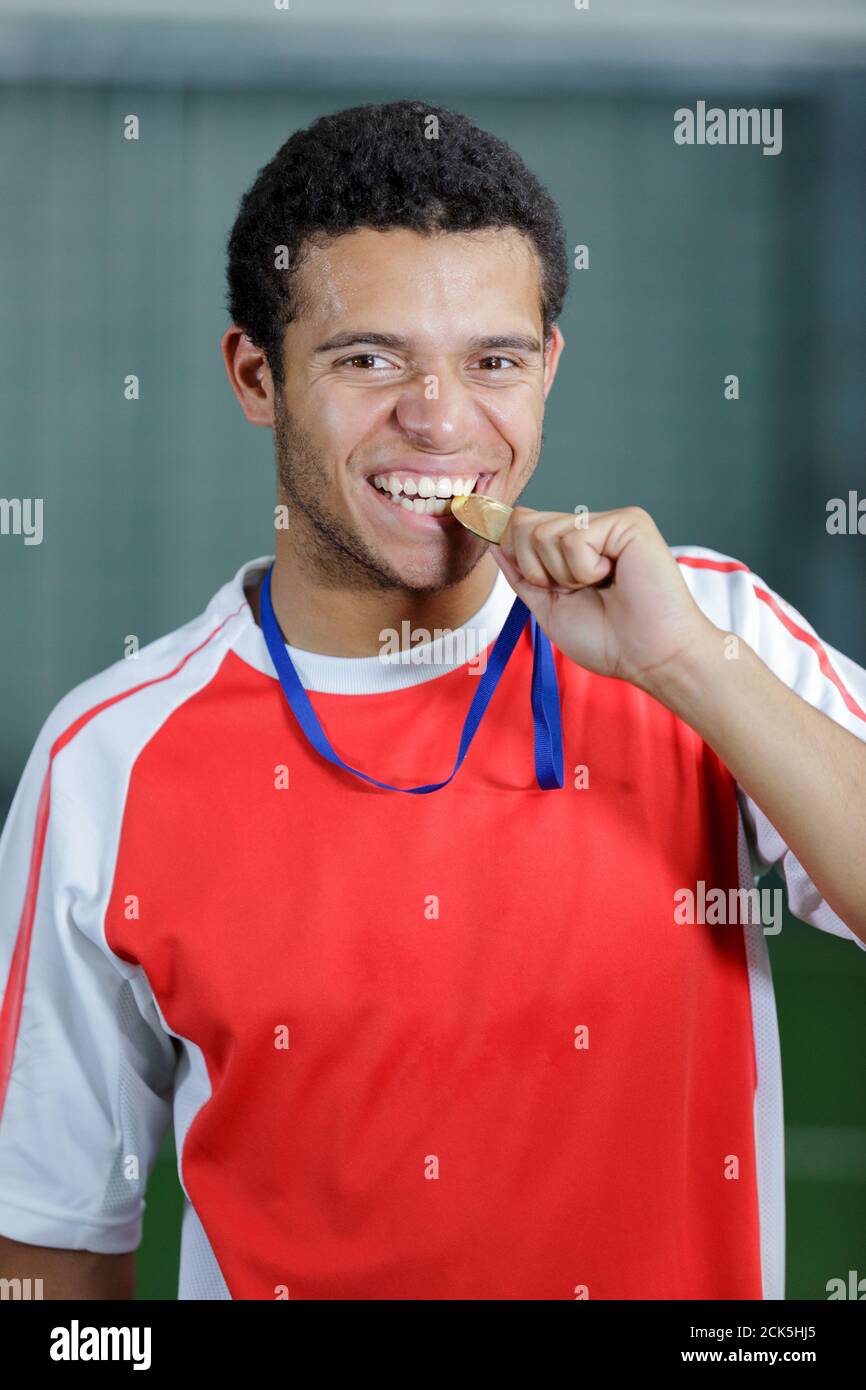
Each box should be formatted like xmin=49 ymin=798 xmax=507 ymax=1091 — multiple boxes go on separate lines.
xmin=250 ymin=532 xmax=500 ymax=657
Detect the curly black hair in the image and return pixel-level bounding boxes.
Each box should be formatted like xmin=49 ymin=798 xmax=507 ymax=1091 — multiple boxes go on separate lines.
xmin=225 ymin=99 xmax=569 ymax=386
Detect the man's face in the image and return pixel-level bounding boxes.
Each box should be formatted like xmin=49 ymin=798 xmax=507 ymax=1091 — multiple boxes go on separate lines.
xmin=273 ymin=226 xmax=563 ymax=592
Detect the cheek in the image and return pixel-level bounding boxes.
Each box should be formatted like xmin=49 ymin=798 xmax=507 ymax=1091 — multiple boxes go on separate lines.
xmin=308 ymin=387 xmax=393 ymax=455
xmin=481 ymin=392 xmax=541 ymax=461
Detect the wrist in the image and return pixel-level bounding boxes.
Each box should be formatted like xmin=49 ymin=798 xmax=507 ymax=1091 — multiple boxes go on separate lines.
xmin=636 ymin=621 xmax=738 ymax=719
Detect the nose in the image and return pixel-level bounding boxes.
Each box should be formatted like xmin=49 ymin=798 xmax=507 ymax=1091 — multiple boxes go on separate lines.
xmin=393 ymin=372 xmax=476 ymax=453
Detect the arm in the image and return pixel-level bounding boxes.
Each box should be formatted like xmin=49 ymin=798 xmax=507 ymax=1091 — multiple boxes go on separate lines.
xmin=0 ymin=1234 xmax=135 ymax=1299
xmin=0 ymin=722 xmax=175 ymax=1276
xmin=641 ymin=627 xmax=866 ymax=946
xmin=493 ymin=505 xmax=866 ymax=946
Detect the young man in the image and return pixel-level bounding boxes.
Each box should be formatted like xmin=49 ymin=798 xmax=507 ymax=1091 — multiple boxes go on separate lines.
xmin=0 ymin=100 xmax=864 ymax=1302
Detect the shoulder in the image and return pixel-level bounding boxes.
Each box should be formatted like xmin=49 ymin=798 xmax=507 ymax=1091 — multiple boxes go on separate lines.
xmin=671 ymin=544 xmax=866 ymax=723
xmin=671 ymin=544 xmax=779 ymax=641
xmin=671 ymin=541 xmax=832 ymax=651
xmin=27 ymin=574 xmax=254 ymax=817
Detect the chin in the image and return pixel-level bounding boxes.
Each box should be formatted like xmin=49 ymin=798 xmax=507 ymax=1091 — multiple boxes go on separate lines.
xmin=383 ymin=551 xmax=483 ymax=596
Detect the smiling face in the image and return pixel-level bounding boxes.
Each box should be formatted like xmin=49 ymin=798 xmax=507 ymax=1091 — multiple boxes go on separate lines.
xmin=272 ymin=226 xmax=564 ymax=593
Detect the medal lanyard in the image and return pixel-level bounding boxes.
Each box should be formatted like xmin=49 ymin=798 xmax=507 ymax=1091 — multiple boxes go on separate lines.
xmin=259 ymin=563 xmax=563 ymax=793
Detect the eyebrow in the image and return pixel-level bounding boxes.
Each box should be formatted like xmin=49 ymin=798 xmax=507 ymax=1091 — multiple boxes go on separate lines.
xmin=313 ymin=331 xmax=543 ymax=355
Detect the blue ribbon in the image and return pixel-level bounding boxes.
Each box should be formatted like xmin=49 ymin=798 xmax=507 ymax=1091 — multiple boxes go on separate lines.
xmin=259 ymin=563 xmax=564 ymax=793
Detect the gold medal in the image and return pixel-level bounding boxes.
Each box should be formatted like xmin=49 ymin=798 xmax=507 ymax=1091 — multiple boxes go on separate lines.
xmin=450 ymin=493 xmax=513 ymax=545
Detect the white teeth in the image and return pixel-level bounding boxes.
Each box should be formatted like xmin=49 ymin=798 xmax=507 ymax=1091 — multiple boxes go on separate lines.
xmin=369 ymin=473 xmax=481 ymax=504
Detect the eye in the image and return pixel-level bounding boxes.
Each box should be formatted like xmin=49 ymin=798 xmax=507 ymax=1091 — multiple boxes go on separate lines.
xmin=471 ymin=355 xmax=519 ymax=371
xmin=335 ymin=353 xmax=395 ymax=370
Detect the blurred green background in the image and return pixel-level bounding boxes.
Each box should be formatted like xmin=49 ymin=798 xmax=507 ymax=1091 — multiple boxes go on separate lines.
xmin=0 ymin=1 xmax=863 ymax=1300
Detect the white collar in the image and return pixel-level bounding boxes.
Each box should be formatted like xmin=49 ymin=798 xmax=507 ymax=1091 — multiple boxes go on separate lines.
xmin=221 ymin=555 xmax=518 ymax=694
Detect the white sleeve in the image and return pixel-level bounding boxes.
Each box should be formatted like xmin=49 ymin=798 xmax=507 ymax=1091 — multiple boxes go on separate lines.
xmin=675 ymin=546 xmax=866 ymax=952
xmin=0 ymin=719 xmax=177 ymax=1253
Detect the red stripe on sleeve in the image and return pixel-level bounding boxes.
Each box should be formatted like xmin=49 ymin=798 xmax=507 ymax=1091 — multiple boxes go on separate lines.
xmin=0 ymin=604 xmax=246 ymax=1122
xmin=0 ymin=770 xmax=51 ymax=1123
xmin=676 ymin=556 xmax=751 ymax=574
xmin=753 ymin=586 xmax=866 ymax=725
xmin=675 ymin=554 xmax=866 ymax=726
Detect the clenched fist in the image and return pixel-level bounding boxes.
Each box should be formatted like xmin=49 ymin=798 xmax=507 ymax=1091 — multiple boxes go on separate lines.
xmin=492 ymin=505 xmax=718 ymax=694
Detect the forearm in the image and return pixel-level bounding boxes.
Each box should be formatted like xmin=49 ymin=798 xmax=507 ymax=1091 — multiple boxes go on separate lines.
xmin=644 ymin=626 xmax=866 ymax=945
xmin=0 ymin=1235 xmax=136 ymax=1299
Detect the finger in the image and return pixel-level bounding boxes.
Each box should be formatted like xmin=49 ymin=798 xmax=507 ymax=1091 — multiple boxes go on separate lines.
xmin=492 ymin=545 xmax=555 ymax=606
xmin=498 ymin=508 xmax=556 ymax=565
xmin=493 ymin=547 xmax=582 ymax=610
xmin=559 ymin=528 xmax=614 ymax=586
xmin=534 ymin=530 xmax=578 ymax=587
xmin=575 ymin=505 xmax=656 ymax=561
xmin=507 ymin=511 xmax=554 ymax=587
xmin=519 ymin=513 xmax=603 ymax=590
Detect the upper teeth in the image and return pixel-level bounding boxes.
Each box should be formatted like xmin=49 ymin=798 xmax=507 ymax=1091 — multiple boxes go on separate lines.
xmin=372 ymin=474 xmax=478 ymax=499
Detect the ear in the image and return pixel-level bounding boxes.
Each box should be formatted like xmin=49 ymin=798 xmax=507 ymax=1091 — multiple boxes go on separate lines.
xmin=542 ymin=324 xmax=566 ymax=400
xmin=220 ymin=326 xmax=276 ymax=426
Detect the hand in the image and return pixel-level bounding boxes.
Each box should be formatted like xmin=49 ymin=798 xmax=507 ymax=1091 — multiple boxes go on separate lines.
xmin=492 ymin=505 xmax=718 ymax=693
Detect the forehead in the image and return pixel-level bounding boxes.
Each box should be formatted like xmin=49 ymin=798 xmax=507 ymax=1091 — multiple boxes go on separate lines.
xmin=292 ymin=226 xmax=543 ymax=338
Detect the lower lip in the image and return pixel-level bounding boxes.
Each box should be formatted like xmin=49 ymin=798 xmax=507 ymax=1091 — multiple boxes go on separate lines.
xmin=363 ymin=476 xmax=493 ymax=531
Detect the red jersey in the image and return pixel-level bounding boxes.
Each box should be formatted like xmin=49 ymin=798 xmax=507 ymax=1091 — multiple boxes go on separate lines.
xmin=0 ymin=549 xmax=864 ymax=1299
